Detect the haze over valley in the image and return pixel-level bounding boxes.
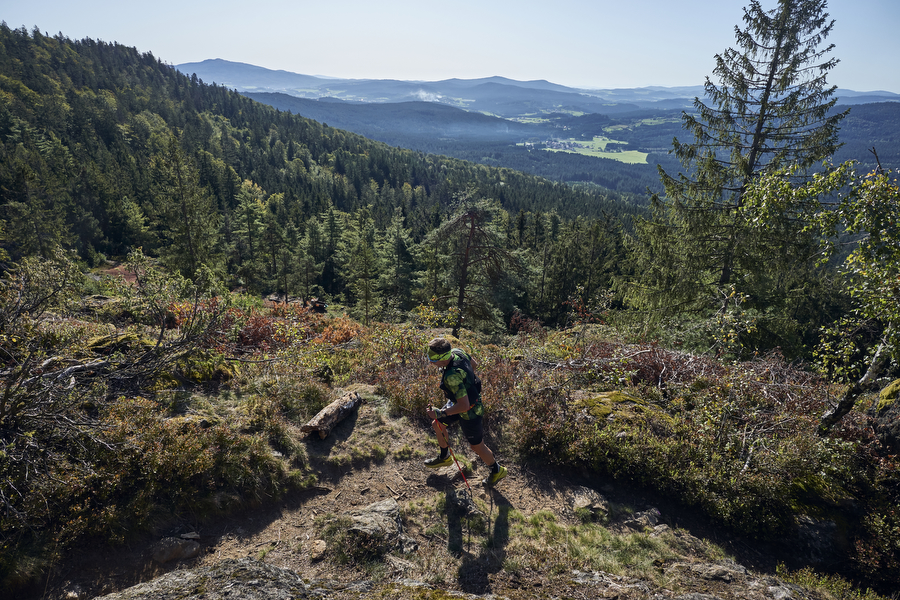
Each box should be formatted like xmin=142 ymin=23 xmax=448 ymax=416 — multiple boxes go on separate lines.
xmin=179 ymin=59 xmax=900 ymax=197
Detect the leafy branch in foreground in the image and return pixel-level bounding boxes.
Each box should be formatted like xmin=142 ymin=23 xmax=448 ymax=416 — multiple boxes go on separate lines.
xmin=742 ymin=160 xmax=900 ymax=431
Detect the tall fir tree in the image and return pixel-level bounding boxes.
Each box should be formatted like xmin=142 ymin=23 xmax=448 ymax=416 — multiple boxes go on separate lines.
xmin=628 ymin=0 xmax=847 ymax=354
xmin=341 ymin=206 xmax=381 ymax=325
xmin=295 ymin=219 xmax=324 ymax=300
xmin=378 ymin=206 xmax=419 ymax=315
xmin=319 ymin=202 xmax=343 ymax=298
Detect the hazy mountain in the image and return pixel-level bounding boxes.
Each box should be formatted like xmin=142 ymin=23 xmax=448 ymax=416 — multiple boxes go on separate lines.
xmin=176 ymin=59 xmax=688 ymax=113
xmin=177 ymin=59 xmax=900 ymax=116
xmin=243 ymin=93 xmax=550 ymax=143
xmin=180 ymin=59 xmax=900 ymax=190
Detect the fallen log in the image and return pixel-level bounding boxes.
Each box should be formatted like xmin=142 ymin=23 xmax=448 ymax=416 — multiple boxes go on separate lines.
xmin=301 ymin=391 xmax=363 ymax=439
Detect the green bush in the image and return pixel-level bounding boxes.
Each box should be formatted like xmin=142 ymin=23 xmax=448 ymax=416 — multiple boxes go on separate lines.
xmin=513 ymin=358 xmax=868 ymax=542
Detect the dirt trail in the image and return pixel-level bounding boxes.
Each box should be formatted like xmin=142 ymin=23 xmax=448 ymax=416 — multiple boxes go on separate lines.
xmin=37 ymin=391 xmax=779 ymax=600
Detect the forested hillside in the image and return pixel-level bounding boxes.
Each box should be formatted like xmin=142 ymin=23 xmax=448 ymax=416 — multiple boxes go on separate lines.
xmin=244 ymin=91 xmax=899 ymax=199
xmin=0 ymin=25 xmax=640 ymax=327
xmin=241 ymin=92 xmax=672 ymax=196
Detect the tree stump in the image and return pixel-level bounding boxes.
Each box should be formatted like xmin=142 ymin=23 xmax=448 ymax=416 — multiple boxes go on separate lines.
xmin=301 ymin=391 xmax=362 ymax=438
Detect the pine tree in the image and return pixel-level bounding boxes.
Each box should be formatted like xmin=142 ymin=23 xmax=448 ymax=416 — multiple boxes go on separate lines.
xmin=425 ymin=189 xmax=521 ymax=336
xmin=629 ymin=0 xmax=847 ymax=350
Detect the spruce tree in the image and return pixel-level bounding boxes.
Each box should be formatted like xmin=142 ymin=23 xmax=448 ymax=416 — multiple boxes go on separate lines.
xmin=425 ymin=189 xmax=521 ymax=336
xmin=150 ymin=135 xmax=222 ymax=279
xmin=378 ymin=206 xmax=419 ymax=315
xmin=296 ymin=218 xmax=325 ymax=300
xmin=341 ymin=207 xmax=381 ymax=325
xmin=629 ymin=0 xmax=847 ymax=353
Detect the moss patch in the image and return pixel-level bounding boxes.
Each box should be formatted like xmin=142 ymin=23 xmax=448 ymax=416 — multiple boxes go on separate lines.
xmin=877 ymin=379 xmax=900 ymax=413
xmin=87 ymin=331 xmax=153 ymax=355
xmin=789 ymin=475 xmax=855 ymax=515
xmin=572 ymin=390 xmax=645 ymax=420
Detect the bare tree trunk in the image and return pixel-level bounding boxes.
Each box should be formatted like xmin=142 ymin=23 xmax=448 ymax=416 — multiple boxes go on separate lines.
xmin=818 ymin=329 xmax=893 ymax=435
xmin=301 ymin=391 xmax=363 ymax=439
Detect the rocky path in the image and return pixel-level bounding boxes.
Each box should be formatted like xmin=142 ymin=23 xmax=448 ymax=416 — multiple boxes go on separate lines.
xmin=38 ymin=392 xmax=807 ymax=600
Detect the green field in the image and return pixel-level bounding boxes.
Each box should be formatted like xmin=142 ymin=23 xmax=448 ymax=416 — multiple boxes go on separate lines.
xmin=544 ymin=135 xmax=649 ymax=164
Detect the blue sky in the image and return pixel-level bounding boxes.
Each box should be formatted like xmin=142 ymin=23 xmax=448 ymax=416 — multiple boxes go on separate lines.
xmin=5 ymin=0 xmax=899 ymax=92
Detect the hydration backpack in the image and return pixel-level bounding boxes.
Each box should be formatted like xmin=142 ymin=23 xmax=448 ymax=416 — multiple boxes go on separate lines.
xmin=440 ymin=349 xmax=482 ymax=403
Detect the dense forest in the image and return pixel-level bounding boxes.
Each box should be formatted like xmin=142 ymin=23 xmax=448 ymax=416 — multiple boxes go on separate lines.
xmin=0 ymin=24 xmax=645 ymax=328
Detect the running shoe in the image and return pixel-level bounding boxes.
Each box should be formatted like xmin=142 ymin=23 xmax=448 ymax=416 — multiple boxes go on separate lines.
xmin=483 ymin=465 xmax=508 ymax=487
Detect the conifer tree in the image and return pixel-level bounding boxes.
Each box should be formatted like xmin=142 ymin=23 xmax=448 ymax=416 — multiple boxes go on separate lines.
xmin=378 ymin=207 xmax=419 ymax=314
xmin=295 ymin=220 xmax=324 ymax=301
xmin=342 ymin=207 xmax=381 ymax=325
xmin=232 ymin=180 xmax=267 ymax=292
xmin=319 ymin=203 xmax=343 ymax=297
xmin=260 ymin=194 xmax=294 ymax=299
xmin=151 ymin=135 xmax=222 ymax=279
xmin=629 ymin=0 xmax=847 ymax=349
xmin=425 ymin=189 xmax=521 ymax=336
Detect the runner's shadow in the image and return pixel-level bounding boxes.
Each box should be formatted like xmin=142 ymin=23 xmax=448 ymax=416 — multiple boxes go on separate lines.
xmin=457 ymin=488 xmax=512 ymax=594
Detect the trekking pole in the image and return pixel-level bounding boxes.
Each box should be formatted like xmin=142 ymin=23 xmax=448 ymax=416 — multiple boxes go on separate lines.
xmin=434 ymin=418 xmax=472 ymax=494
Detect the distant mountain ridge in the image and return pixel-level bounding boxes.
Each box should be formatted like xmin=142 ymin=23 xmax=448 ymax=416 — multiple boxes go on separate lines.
xmin=177 ymin=59 xmax=900 ymax=115
xmin=177 ymin=59 xmax=900 ymax=193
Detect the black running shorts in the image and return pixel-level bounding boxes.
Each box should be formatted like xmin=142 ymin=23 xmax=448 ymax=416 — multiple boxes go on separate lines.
xmin=437 ymin=413 xmax=483 ymax=446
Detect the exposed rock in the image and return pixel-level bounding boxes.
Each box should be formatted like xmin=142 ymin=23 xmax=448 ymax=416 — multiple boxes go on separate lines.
xmin=94 ymin=558 xmax=312 ymax=599
xmin=151 ymin=537 xmax=200 ymax=564
xmin=622 ymin=507 xmax=661 ymax=530
xmin=346 ymin=497 xmax=403 ymax=553
xmin=794 ymin=515 xmax=841 ymax=565
xmin=671 ymin=561 xmax=746 ymax=583
xmin=308 ymin=539 xmax=327 ymax=561
xmin=746 ymin=576 xmax=808 ymax=599
xmin=399 ymin=533 xmax=419 ymax=553
xmin=385 ymin=555 xmax=417 ymax=574
xmin=869 ymin=378 xmax=900 ymax=453
xmin=62 ymin=584 xmax=86 ymax=599
xmin=445 ymin=486 xmax=477 ymax=515
xmin=569 ymin=569 xmax=653 ymax=594
xmin=567 ymin=485 xmax=608 ymax=520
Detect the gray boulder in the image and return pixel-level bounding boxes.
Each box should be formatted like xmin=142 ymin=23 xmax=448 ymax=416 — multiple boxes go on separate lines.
xmin=567 ymin=485 xmax=609 ymax=521
xmin=348 ymin=498 xmax=401 ymax=540
xmin=151 ymin=537 xmax=200 ymax=564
